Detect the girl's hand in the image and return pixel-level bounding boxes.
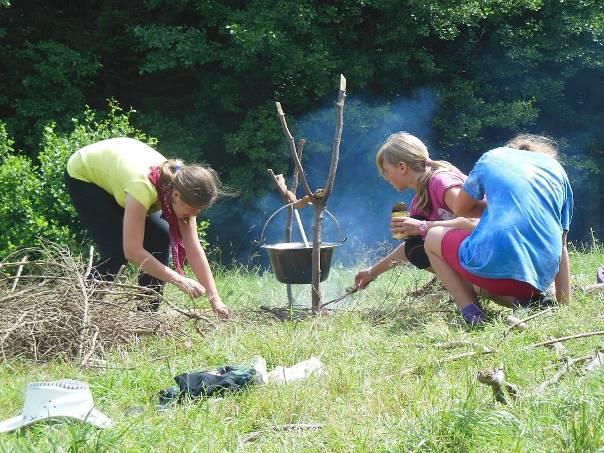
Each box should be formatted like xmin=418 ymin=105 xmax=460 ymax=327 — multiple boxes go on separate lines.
xmin=173 ymin=277 xmax=206 ymax=298
xmin=210 ymin=299 xmax=231 ymax=319
xmin=354 ymin=268 xmax=376 ymax=290
xmin=391 ymin=217 xmax=422 ymax=237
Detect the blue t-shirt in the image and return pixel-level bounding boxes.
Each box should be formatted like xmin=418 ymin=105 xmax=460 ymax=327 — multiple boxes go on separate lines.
xmin=459 ymin=147 xmax=573 ymax=291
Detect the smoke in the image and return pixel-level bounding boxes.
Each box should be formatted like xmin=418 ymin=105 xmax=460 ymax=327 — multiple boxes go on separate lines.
xmin=294 ymin=89 xmax=439 ymax=266
xmin=205 ymin=89 xmax=443 ymax=267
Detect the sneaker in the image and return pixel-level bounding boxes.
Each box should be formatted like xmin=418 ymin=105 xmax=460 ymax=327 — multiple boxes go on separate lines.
xmin=460 ymin=304 xmax=487 ymax=326
xmin=512 ymin=293 xmax=557 ymax=310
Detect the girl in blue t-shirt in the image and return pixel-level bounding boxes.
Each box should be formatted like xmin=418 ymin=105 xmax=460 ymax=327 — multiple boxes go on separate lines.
xmin=424 ymin=135 xmax=573 ymax=325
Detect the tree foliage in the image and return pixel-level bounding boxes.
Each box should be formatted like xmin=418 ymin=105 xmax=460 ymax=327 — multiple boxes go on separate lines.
xmin=0 ymin=0 xmax=602 ymax=241
xmin=0 ymin=103 xmax=153 ymax=257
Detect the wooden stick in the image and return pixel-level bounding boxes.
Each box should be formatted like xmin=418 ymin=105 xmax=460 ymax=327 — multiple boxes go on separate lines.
xmin=83 ymin=246 xmax=94 ymax=279
xmin=267 ymin=169 xmax=297 ymax=204
xmin=293 ymin=210 xmax=309 ymax=247
xmin=583 ymin=283 xmax=604 ymax=293
xmin=79 ymin=325 xmax=99 ymax=368
xmin=161 ymin=298 xmax=217 ymax=326
xmin=311 ymin=200 xmax=325 ymax=313
xmin=267 ymin=169 xmax=309 ymax=246
xmin=534 ymin=354 xmax=592 ymax=394
xmin=320 ymin=286 xmax=358 ymax=309
xmin=9 ymin=255 xmax=28 ymax=292
xmin=548 ymin=341 xmax=569 ymax=360
xmin=434 ymin=340 xmax=477 ymax=350
xmin=293 ymin=139 xmax=305 ymax=194
xmin=115 ymin=264 xmax=126 ymax=280
xmin=241 ymin=423 xmax=322 ymax=443
xmin=504 ymin=315 xmax=527 ymax=331
xmin=401 ymin=347 xmax=494 ymax=375
xmin=323 ymin=75 xmax=346 ymax=197
xmin=83 ymin=355 xmax=171 ymax=370
xmin=531 ymin=330 xmax=604 ymax=348
xmin=501 ymin=308 xmax=554 ymax=340
xmin=477 ymin=368 xmax=518 ymax=405
xmin=275 ymin=102 xmax=313 ymax=197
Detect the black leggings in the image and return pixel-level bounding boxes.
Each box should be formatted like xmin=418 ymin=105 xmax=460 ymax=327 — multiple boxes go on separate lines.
xmin=64 ymin=171 xmax=170 ymax=310
xmin=404 ymin=236 xmax=431 ymax=270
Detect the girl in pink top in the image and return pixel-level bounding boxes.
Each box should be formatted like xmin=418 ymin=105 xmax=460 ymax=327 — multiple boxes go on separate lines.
xmin=354 ymin=132 xmax=478 ymax=289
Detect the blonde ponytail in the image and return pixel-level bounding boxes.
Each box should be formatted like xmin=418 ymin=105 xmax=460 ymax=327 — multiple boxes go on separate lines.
xmin=376 ymin=132 xmax=457 ymax=213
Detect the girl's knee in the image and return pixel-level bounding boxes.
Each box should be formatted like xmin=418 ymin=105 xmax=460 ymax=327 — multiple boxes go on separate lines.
xmin=424 ymin=226 xmax=446 ymax=254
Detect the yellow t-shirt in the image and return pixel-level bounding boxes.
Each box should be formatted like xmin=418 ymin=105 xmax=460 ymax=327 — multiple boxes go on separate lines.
xmin=66 ymin=137 xmax=165 ymax=210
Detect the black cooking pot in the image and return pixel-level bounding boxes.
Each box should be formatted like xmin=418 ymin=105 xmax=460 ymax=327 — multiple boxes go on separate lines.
xmin=261 ymin=241 xmax=339 ymax=284
xmin=260 ymin=205 xmax=344 ymax=285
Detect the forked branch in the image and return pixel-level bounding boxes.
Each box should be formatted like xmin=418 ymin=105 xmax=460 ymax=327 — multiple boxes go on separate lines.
xmin=275 ymin=102 xmax=313 ymax=197
xmin=324 ymin=74 xmax=347 ymax=197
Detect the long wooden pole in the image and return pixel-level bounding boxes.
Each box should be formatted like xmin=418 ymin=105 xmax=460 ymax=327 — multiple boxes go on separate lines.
xmin=274 ymin=76 xmax=347 ymax=313
xmin=323 ymin=75 xmax=346 ymax=197
xmin=314 ymin=75 xmax=346 ymax=311
xmin=311 ymin=199 xmax=326 ymax=312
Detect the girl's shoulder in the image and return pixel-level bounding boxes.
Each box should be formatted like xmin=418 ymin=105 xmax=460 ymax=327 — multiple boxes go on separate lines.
xmin=430 ymin=168 xmax=467 ymax=187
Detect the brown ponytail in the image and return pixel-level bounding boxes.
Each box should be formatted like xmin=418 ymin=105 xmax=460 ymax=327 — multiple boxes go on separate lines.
xmin=159 ymin=159 xmax=232 ymax=209
xmin=506 ymin=134 xmax=559 ymax=159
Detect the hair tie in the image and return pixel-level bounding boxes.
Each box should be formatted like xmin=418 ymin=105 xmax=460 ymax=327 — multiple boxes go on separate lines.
xmin=425 ymin=158 xmax=433 ymax=167
xmin=173 ymin=164 xmax=182 ymax=173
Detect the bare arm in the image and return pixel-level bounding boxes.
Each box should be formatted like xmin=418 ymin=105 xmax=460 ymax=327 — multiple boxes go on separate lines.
xmin=123 ymin=195 xmax=183 ymax=284
xmin=392 ymin=187 xmax=480 ymax=237
xmin=555 ymin=231 xmax=571 ymax=304
xmin=371 ymin=243 xmax=408 ymax=276
xmin=354 ymin=243 xmax=407 ymax=289
xmin=179 ymin=215 xmax=229 ymax=316
xmin=453 ymin=188 xmax=487 ymax=218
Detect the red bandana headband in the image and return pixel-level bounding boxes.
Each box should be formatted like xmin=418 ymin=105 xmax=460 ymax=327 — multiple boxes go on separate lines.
xmin=148 ymin=166 xmax=186 ymax=275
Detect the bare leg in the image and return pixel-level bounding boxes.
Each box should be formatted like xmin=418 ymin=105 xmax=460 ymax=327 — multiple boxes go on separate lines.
xmin=474 ymin=285 xmax=515 ymax=308
xmin=424 ymin=226 xmax=478 ymax=310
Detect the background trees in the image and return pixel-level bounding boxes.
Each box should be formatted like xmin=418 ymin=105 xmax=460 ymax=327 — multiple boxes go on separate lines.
xmin=0 ymin=0 xmax=601 ymax=257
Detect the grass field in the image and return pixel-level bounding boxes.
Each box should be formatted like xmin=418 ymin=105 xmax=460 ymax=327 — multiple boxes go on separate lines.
xmin=0 ymin=242 xmax=603 ymax=451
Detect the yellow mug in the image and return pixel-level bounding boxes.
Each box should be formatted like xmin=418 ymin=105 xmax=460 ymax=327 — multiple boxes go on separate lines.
xmin=391 ymin=202 xmax=408 ymax=240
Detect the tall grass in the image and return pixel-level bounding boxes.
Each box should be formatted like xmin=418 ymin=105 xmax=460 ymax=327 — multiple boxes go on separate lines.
xmin=0 ymin=245 xmax=602 ymax=451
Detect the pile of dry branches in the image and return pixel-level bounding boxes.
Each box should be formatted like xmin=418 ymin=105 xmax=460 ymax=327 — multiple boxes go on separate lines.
xmin=0 ymin=245 xmax=192 ymax=364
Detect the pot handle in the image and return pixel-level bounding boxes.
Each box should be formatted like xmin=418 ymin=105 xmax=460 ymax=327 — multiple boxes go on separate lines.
xmin=260 ymin=204 xmax=346 ymax=245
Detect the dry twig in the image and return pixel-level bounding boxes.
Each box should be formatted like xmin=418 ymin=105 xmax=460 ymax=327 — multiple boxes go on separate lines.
xmin=534 ymin=354 xmax=594 ymax=394
xmin=241 ymin=423 xmax=323 ymax=443
xmin=502 ymin=307 xmax=553 ymax=338
xmin=0 ymin=245 xmax=197 ymax=363
xmin=582 ymin=283 xmax=604 ymax=293
xmin=401 ymin=347 xmax=494 ymax=376
xmin=531 ymin=330 xmax=604 ymax=348
xmin=9 ymin=255 xmax=28 ymax=292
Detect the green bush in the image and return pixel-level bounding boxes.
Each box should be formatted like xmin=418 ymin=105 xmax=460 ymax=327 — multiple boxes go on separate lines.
xmin=0 ymin=101 xmax=210 ymax=258
xmin=0 ymin=140 xmax=54 ymax=256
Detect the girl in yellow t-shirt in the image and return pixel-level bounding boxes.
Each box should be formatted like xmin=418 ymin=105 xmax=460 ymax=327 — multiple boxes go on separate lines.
xmin=65 ymin=137 xmax=230 ymax=318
